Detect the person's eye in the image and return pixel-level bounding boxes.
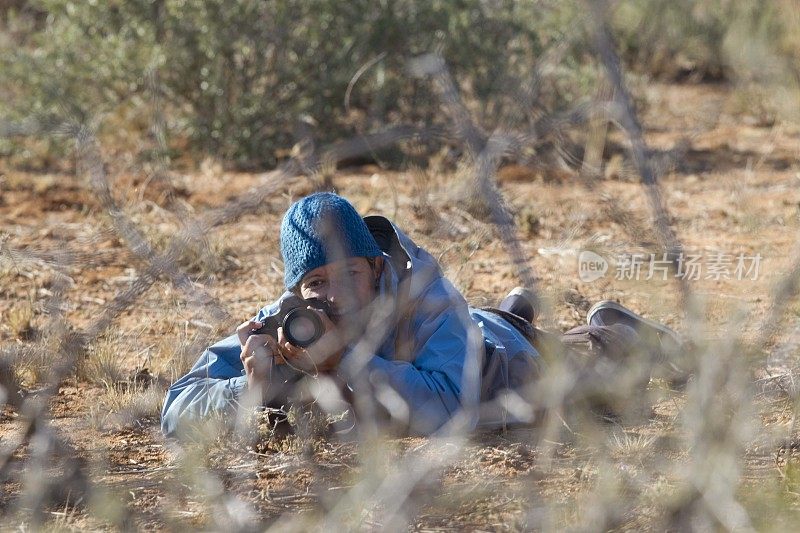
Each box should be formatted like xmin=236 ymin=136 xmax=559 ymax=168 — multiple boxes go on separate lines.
xmin=306 ymin=279 xmax=324 ymax=289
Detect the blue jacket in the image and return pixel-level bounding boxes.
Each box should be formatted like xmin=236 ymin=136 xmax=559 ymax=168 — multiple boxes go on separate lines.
xmin=161 ymin=216 xmax=540 ymax=437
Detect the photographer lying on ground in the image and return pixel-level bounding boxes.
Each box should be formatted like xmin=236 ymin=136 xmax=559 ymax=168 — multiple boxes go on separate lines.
xmin=161 ymin=193 xmax=684 ymax=438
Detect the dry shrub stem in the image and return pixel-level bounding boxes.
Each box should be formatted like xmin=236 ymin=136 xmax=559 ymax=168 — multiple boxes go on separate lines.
xmin=2 ymin=12 xmax=800 ymax=527
xmin=587 ymin=0 xmax=690 ymax=303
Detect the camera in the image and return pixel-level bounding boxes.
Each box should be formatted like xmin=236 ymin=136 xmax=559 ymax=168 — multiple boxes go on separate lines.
xmin=252 ymin=295 xmax=331 ymax=348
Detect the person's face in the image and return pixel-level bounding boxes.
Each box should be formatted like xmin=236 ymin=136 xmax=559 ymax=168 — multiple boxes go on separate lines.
xmin=297 ymin=257 xmax=383 ymax=322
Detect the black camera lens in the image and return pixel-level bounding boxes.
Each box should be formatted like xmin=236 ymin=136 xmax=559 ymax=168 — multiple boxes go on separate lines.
xmin=282 ymin=308 xmax=324 ymax=347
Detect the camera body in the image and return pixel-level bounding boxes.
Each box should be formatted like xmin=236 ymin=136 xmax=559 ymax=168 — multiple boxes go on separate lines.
xmin=253 ymin=295 xmax=331 ymax=348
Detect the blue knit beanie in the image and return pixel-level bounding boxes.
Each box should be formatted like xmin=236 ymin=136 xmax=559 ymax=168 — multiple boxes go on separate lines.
xmin=280 ymin=192 xmax=383 ymax=289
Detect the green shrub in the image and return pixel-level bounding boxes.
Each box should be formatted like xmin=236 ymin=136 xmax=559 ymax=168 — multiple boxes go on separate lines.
xmin=611 ymin=0 xmax=734 ymax=81
xmin=7 ymin=0 xmax=796 ymax=170
xmin=611 ymin=0 xmax=800 ymax=89
xmin=0 ymin=0 xmax=590 ymax=169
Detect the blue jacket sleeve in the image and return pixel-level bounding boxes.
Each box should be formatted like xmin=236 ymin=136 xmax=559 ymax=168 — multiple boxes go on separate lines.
xmin=341 ymin=281 xmax=483 ymax=435
xmin=160 ymin=333 xmax=249 ymax=437
xmin=161 ymin=294 xmax=295 ymax=438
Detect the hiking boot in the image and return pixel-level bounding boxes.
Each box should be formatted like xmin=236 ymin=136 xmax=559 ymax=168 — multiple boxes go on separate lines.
xmin=587 ymin=300 xmax=689 ymax=384
xmin=499 ymin=286 xmax=538 ymax=324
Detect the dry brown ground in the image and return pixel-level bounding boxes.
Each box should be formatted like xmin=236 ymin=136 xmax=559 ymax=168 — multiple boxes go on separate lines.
xmin=2 ymin=81 xmax=800 ymax=530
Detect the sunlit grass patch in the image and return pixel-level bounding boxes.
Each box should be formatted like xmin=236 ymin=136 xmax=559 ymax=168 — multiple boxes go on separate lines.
xmin=88 ymin=382 xmax=163 ymax=431
xmin=75 ymin=332 xmax=165 ymax=429
xmin=6 ymin=298 xmax=35 ymax=341
xmin=75 ymin=332 xmax=127 ymax=388
xmin=610 ymin=431 xmax=658 ymax=458
xmin=152 ymin=328 xmax=215 ymax=385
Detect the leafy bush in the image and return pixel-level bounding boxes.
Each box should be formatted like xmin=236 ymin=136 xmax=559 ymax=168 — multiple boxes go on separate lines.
xmin=611 ymin=0 xmax=734 ymax=81
xmin=611 ymin=0 xmax=800 ymax=87
xmin=0 ymin=0 xmax=588 ymax=169
xmin=5 ymin=0 xmax=797 ymax=169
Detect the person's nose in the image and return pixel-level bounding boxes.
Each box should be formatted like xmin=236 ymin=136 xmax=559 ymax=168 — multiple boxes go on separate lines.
xmin=325 ymin=274 xmax=353 ymax=309
xmin=325 ymin=282 xmax=340 ymax=306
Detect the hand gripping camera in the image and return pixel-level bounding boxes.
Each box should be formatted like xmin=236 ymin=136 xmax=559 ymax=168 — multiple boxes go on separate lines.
xmin=252 ymin=295 xmax=332 ymax=348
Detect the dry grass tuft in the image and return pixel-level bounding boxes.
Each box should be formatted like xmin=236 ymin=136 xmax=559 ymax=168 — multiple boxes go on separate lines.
xmin=153 ymin=329 xmax=214 ymax=384
xmin=75 ymin=333 xmax=126 ymax=388
xmin=130 ymin=207 xmax=240 ymax=278
xmin=105 ymin=383 xmax=163 ymax=418
xmin=7 ymin=299 xmax=35 ymax=341
xmin=309 ymin=158 xmax=337 ymax=192
xmin=88 ymin=382 xmax=163 ymax=430
xmin=76 ymin=332 xmax=165 ymax=429
xmin=610 ymin=431 xmax=658 ymax=459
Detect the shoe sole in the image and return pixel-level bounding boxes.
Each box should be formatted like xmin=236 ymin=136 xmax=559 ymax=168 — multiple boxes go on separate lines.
xmin=587 ymin=300 xmax=689 ymax=385
xmin=586 ymin=300 xmax=679 ymax=341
